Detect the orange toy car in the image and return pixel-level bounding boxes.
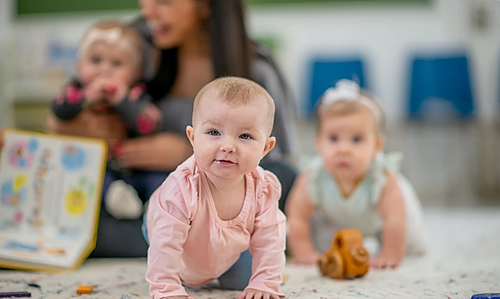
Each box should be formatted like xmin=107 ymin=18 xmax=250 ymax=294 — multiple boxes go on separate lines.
xmin=318 ymin=229 xmax=370 ymax=279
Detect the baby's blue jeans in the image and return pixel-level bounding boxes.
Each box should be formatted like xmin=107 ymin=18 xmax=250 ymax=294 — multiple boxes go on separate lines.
xmin=142 ymin=213 xmax=252 ymax=290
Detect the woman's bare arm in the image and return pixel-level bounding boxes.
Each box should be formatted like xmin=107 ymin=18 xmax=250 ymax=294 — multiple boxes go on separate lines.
xmin=118 ymin=133 xmax=193 ymax=171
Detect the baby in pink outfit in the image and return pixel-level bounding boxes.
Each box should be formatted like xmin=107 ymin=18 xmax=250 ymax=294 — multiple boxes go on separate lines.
xmin=144 ymin=77 xmax=286 ymax=299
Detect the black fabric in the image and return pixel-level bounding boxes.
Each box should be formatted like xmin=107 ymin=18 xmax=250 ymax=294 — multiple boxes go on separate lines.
xmin=260 ymin=160 xmax=297 ymax=214
xmin=145 ymin=48 xmax=178 ymax=102
xmin=51 ymin=79 xmax=85 ymax=121
xmin=129 ymin=17 xmax=177 ymax=102
xmin=90 ymin=169 xmax=170 ymax=258
xmin=89 ymin=208 xmax=149 ymax=258
xmin=113 ymin=88 xmax=160 ymax=137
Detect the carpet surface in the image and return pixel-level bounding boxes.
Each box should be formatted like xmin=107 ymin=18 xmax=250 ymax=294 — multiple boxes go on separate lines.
xmin=1 ymin=208 xmax=499 ymax=299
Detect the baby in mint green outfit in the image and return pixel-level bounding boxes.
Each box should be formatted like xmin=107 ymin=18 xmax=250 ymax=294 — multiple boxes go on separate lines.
xmin=286 ymin=80 xmax=426 ymax=269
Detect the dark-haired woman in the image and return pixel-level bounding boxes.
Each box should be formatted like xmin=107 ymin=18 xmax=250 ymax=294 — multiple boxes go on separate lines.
xmin=46 ymin=0 xmax=298 ymax=258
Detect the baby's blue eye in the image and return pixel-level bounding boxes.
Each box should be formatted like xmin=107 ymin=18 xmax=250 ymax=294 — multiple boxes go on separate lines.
xmin=353 ymin=136 xmax=362 ymax=143
xmin=329 ymin=135 xmax=338 ymax=142
xmin=239 ymin=133 xmax=252 ymax=140
xmin=111 ymin=60 xmax=123 ymax=67
xmin=207 ymin=130 xmax=220 ymax=136
xmin=90 ymin=56 xmax=101 ymax=65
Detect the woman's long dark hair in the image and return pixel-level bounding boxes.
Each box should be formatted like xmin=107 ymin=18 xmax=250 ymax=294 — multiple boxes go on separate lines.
xmin=135 ymin=0 xmax=255 ymax=101
xmin=209 ymin=0 xmax=253 ymax=79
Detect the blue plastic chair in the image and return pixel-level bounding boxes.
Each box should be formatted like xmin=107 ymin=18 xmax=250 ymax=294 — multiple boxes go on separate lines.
xmin=408 ymin=53 xmax=475 ymax=120
xmin=307 ymin=57 xmax=367 ymax=116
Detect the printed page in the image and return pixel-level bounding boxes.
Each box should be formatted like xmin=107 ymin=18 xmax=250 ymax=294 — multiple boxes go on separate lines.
xmin=0 ymin=130 xmax=105 ymax=270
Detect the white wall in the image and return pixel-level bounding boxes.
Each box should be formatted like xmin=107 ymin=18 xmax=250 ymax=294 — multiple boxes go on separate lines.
xmin=8 ymin=0 xmax=500 ymax=121
xmin=245 ymin=0 xmax=500 ymax=202
xmin=247 ymin=0 xmax=500 ymax=123
xmin=6 ymin=0 xmax=499 ymax=201
xmin=467 ymin=0 xmax=500 ymax=122
xmin=12 ymin=10 xmax=138 ymax=101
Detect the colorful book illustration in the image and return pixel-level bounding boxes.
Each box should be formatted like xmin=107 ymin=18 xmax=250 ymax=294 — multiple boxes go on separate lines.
xmin=0 ymin=129 xmax=107 ymax=272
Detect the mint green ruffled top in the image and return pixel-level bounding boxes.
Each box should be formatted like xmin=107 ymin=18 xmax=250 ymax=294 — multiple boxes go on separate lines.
xmin=305 ymin=152 xmax=403 ymax=237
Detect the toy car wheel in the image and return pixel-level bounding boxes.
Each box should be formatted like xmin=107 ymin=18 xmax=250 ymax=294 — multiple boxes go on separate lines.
xmin=350 ymin=246 xmax=369 ymax=265
xmin=319 ymin=250 xmax=344 ymax=279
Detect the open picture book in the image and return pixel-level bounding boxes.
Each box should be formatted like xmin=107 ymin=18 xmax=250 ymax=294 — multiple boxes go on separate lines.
xmin=0 ymin=129 xmax=107 ymax=272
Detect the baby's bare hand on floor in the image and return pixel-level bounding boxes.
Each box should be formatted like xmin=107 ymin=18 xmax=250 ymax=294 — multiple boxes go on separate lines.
xmin=370 ymin=253 xmax=401 ymax=269
xmin=238 ymin=289 xmax=280 ymax=299
xmin=291 ymin=251 xmax=321 ymax=265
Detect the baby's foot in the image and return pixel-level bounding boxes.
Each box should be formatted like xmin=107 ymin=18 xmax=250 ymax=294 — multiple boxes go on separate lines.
xmin=105 ymin=180 xmax=143 ymax=219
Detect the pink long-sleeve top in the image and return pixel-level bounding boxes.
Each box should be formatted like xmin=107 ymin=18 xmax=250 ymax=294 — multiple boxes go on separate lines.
xmin=145 ymin=156 xmax=287 ymax=299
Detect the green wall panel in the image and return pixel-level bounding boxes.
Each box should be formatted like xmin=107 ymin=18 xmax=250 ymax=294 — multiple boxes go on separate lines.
xmin=17 ymin=0 xmax=139 ymax=15
xmin=17 ymin=0 xmax=429 ymax=15
xmin=247 ymin=0 xmax=428 ymax=3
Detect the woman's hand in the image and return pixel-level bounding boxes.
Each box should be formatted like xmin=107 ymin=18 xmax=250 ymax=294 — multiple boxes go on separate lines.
xmin=118 ymin=133 xmax=192 ymax=171
xmin=85 ymin=112 xmax=128 ymax=148
xmin=238 ymin=288 xmax=281 ymax=299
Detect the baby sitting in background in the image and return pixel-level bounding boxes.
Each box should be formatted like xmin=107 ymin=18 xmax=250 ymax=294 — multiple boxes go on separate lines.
xmin=51 ymin=20 xmax=163 ymax=220
xmin=286 ymin=79 xmax=426 ymax=269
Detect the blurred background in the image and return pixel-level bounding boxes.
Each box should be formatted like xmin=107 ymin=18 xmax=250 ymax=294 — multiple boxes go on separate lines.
xmin=0 ymin=0 xmax=499 ymax=207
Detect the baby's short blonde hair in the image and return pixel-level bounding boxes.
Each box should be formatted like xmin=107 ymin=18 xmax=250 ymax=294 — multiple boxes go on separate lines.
xmin=79 ymin=20 xmax=144 ymax=68
xmin=316 ymin=82 xmax=385 ymax=134
xmin=193 ymin=77 xmax=276 ymax=135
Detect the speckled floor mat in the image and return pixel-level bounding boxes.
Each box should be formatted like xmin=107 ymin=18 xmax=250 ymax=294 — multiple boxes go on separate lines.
xmin=1 ymin=208 xmax=499 ymax=299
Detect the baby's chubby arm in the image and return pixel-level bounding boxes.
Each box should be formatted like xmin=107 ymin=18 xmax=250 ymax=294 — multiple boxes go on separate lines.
xmin=374 ymin=171 xmax=406 ymax=269
xmin=246 ymin=171 xmax=286 ymax=298
xmin=145 ymin=179 xmax=192 ymax=299
xmin=285 ymin=172 xmax=320 ymax=265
